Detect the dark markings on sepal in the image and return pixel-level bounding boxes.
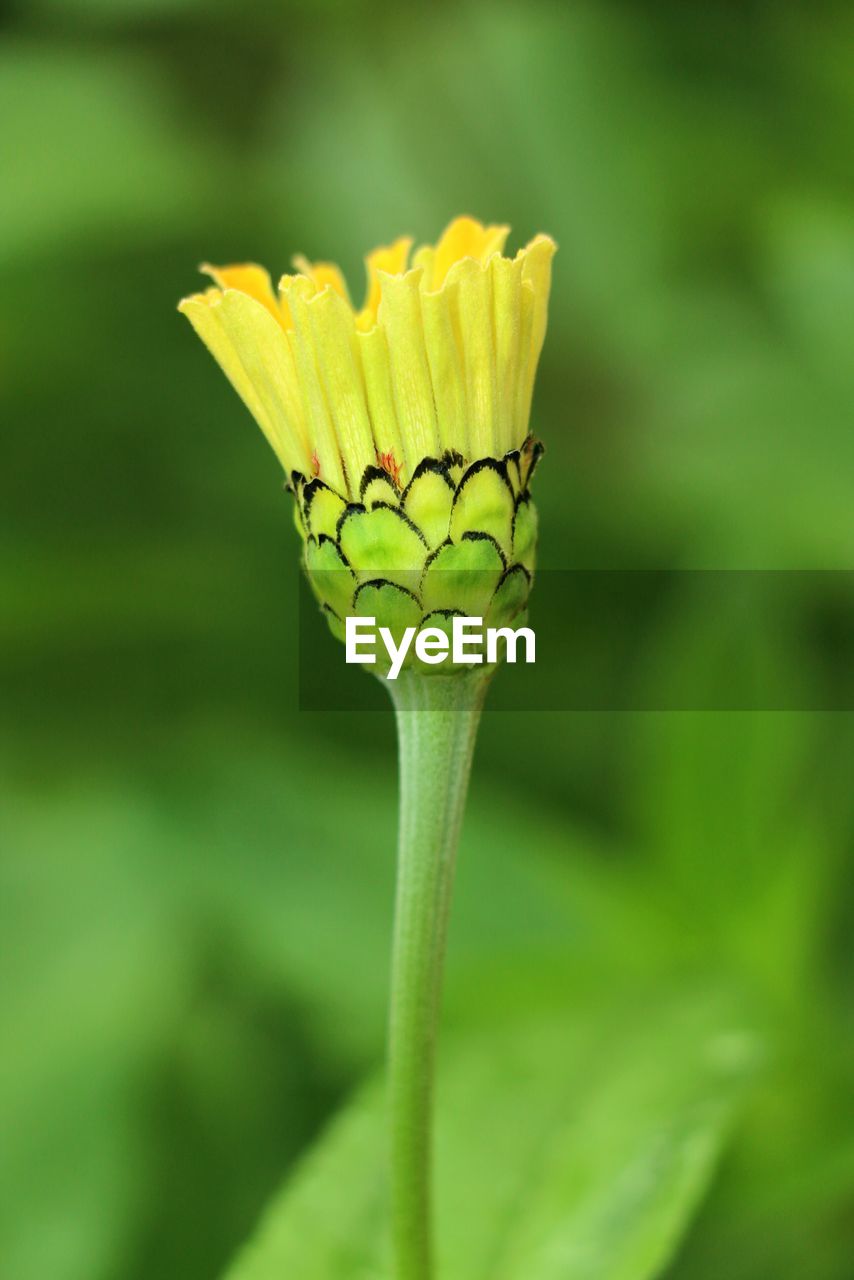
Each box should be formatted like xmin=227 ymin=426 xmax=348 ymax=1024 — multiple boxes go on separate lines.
xmin=487 ymin=562 xmax=532 ymax=627
xmin=352 ymin=578 xmax=422 ymax=608
xmin=451 ymin=455 xmax=514 ymax=509
xmin=301 ymin=476 xmax=336 ymax=516
xmin=460 ymin=529 xmax=508 ymax=570
xmin=335 ymin=502 xmax=367 ymax=541
xmin=359 ymin=465 xmax=400 ymax=501
xmin=366 ymin=501 xmax=429 ymax=546
xmin=421 ymin=608 xmax=465 ymax=624
xmin=307 ymin=532 xmax=354 ymax=572
xmin=401 ymin=456 xmax=455 ymax=502
xmin=496 ymin=562 xmax=532 ymax=590
xmin=520 ymin=437 xmax=545 ymax=486
xmin=511 ymin=491 xmax=531 ymax=538
xmin=315 ymin=532 xmax=352 ymax=561
xmin=441 ymin=450 xmax=466 ymax=471
xmin=421 ymin=537 xmax=453 ymax=575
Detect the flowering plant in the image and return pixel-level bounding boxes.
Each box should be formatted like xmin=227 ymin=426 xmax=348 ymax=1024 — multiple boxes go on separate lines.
xmin=180 ymin=217 xmax=554 ymax=1278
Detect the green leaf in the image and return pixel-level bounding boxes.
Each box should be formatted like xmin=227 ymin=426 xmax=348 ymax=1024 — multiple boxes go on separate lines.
xmin=222 ymin=987 xmax=759 ymax=1280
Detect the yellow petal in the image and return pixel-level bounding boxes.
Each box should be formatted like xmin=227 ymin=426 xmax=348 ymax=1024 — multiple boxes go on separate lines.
xmin=490 ymin=252 xmax=524 ymax=455
xmin=410 ymin=243 xmax=435 ymax=281
xmin=358 ymin=325 xmax=406 ymax=474
xmin=200 ymin=263 xmax=283 ymax=323
xmin=304 ymin=286 xmax=376 ymax=490
xmin=521 ymin=235 xmax=557 ymax=359
xmin=375 ymin=268 xmax=441 ymax=476
xmin=178 ymin=290 xmax=310 ymax=475
xmin=216 ymin=290 xmax=314 ymax=471
xmin=182 ymin=221 xmax=555 ymax=491
xmin=519 ymin=234 xmax=557 ymax=429
xmin=444 ymin=256 xmax=497 ymax=458
xmin=282 ymin=276 xmax=348 ymax=496
xmin=179 ymin=292 xmax=278 ymax=459
xmin=361 ymin=236 xmax=413 ymax=323
xmin=420 ymin=283 xmax=468 ymax=456
xmin=514 ymin=281 xmax=536 ymax=436
xmin=291 ymin=256 xmax=352 ymax=305
xmin=427 ymin=216 xmax=510 ymax=290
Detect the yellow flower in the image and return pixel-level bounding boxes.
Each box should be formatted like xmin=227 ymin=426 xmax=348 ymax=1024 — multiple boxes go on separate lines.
xmin=178 ymin=216 xmax=555 ymax=497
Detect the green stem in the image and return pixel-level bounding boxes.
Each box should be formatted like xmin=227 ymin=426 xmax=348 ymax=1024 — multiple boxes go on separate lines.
xmin=385 ymin=668 xmax=491 ymax=1280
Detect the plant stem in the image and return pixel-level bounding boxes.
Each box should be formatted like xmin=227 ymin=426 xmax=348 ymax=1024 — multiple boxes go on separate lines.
xmin=385 ymin=668 xmax=491 ymax=1280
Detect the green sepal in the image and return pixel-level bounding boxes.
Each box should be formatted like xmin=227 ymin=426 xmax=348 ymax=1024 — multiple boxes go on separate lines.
xmin=339 ymin=504 xmax=428 ymax=587
xmin=302 ymin=479 xmax=348 ymax=541
xmin=292 ymin=492 xmax=306 ymax=539
xmin=360 ymin=466 xmax=401 ymax=510
xmin=353 ymin=580 xmax=422 ymax=672
xmin=505 ymin=448 xmax=523 ymax=498
xmin=512 ymin=494 xmax=538 ymax=573
xmin=487 ymin=564 xmax=531 ymax=627
xmin=417 ymin=609 xmax=471 ymax=673
xmin=353 ymin=579 xmax=421 ymax=630
xmin=305 ymin=535 xmax=356 ymax=618
xmin=322 ymin=604 xmax=348 ymax=644
xmin=442 ymin=449 xmax=466 ymax=487
xmin=419 ymin=608 xmax=462 ymax=638
xmin=421 ymin=533 xmax=505 ymax=617
xmin=449 ymin=459 xmax=515 ymax=556
xmin=289 ymin=441 xmax=542 ymax=672
xmin=402 ymin=460 xmax=455 ymax=549
xmin=519 ymin=437 xmax=544 ymax=489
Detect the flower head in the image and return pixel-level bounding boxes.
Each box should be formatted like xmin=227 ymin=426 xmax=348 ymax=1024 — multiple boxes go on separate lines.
xmin=179 ymin=217 xmax=555 ymax=664
xmin=180 ymin=216 xmax=554 ymax=491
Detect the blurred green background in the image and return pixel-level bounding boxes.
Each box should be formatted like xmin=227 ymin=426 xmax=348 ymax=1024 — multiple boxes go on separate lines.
xmin=2 ymin=2 xmax=853 ymax=1278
